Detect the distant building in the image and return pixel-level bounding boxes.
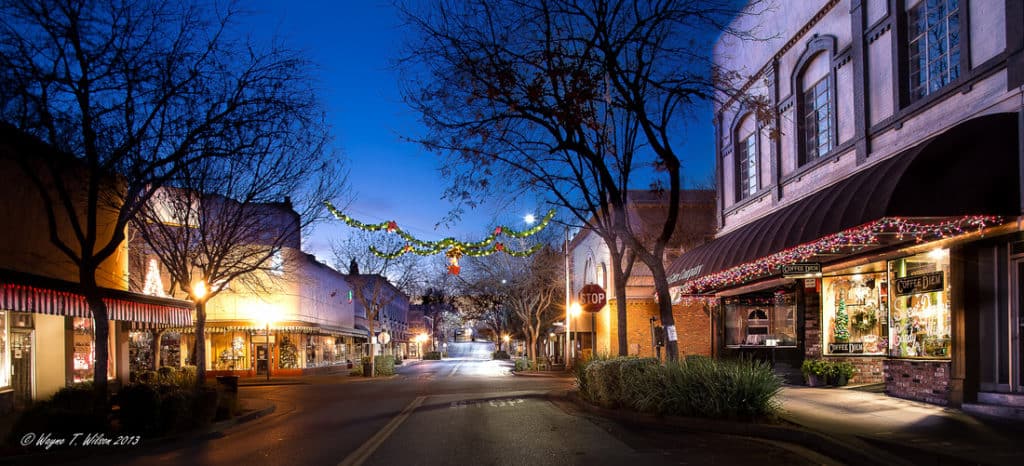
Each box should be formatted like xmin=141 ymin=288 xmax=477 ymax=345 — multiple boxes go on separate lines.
xmin=567 ymin=189 xmax=716 ymax=360
xmin=346 ymin=273 xmax=410 ymax=358
xmin=667 ymin=0 xmax=1024 ymax=413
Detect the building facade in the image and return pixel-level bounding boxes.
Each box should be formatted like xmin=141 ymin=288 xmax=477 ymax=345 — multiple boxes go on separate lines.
xmin=668 ymin=0 xmax=1024 ymax=414
xmin=348 ymin=273 xmax=411 ymax=358
xmin=0 ymin=125 xmax=192 ymax=414
xmin=568 ymin=190 xmax=716 ymax=360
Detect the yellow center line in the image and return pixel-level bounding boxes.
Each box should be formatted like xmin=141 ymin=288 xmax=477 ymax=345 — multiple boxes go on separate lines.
xmin=337 ymin=395 xmax=427 ymax=466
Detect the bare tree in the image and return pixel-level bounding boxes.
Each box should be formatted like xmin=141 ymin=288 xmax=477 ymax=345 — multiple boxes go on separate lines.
xmin=331 ymin=230 xmax=422 ymax=376
xmin=132 ymin=141 xmax=345 ymax=384
xmin=398 ymin=0 xmax=760 ymax=360
xmin=455 ymin=266 xmax=513 ymax=350
xmin=0 ymin=0 xmax=329 ymax=398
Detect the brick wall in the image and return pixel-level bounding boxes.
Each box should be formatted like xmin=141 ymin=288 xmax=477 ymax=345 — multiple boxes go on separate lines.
xmin=884 ymin=359 xmax=950 ymax=406
xmin=606 ymin=299 xmax=711 ymax=358
xmin=822 ymin=356 xmax=885 ymax=384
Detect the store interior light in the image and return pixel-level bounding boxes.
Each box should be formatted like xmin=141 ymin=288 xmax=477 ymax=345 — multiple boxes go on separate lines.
xmin=928 ymin=248 xmax=948 ymax=260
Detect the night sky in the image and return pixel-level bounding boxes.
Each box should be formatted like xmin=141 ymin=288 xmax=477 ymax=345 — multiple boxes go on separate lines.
xmin=248 ymin=1 xmax=718 ymax=262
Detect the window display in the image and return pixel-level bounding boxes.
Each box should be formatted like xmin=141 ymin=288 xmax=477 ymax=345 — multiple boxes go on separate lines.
xmin=888 ymin=250 xmax=951 ymax=358
xmin=71 ymin=317 xmax=115 ymax=383
xmin=279 ymin=335 xmax=299 ymax=368
xmin=0 ymin=311 xmax=9 ymax=389
xmin=161 ymin=331 xmax=181 ymax=368
xmin=823 ymin=272 xmax=888 ymax=355
xmin=129 ymin=331 xmax=154 ymax=374
xmin=724 ymin=288 xmax=798 ymax=347
xmin=212 ymin=332 xmax=249 ymax=370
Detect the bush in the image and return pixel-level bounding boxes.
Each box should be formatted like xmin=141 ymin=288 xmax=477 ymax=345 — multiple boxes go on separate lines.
xmin=117 ymin=383 xmax=162 ymax=434
xmin=588 ymin=357 xmax=634 ymax=408
xmin=618 ymin=358 xmax=665 ymax=413
xmin=492 ymin=350 xmax=511 ymax=360
xmin=662 ymin=357 xmax=781 ymax=419
xmin=835 ymin=361 xmax=856 ymax=379
xmin=423 ymin=351 xmax=442 ymax=360
xmin=374 ymin=355 xmax=396 ymax=376
xmin=514 ymin=358 xmax=531 ymax=372
xmin=191 ymin=386 xmax=219 ymax=427
xmin=350 ymin=364 xmax=364 ymax=376
xmin=573 ymin=354 xmax=609 ymax=400
xmin=8 ymin=385 xmax=108 ymax=444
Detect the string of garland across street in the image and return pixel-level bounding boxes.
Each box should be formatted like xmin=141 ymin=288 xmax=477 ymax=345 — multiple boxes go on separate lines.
xmin=324 ymin=201 xmax=556 ymax=274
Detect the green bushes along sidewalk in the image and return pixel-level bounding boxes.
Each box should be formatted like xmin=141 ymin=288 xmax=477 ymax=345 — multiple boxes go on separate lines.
xmin=575 ymin=356 xmax=783 ymax=420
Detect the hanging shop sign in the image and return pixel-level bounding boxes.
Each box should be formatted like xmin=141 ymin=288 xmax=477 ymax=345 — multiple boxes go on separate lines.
xmin=782 ymin=263 xmax=821 ymax=277
xmin=578 ymin=284 xmax=606 ymax=313
xmin=894 ymin=272 xmax=944 ymax=296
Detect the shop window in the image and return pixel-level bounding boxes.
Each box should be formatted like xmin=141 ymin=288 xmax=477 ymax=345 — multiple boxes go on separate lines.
xmin=212 ymin=332 xmax=249 ymax=371
xmin=161 ymin=332 xmax=182 ymax=368
xmin=823 ymin=272 xmax=889 ymax=355
xmin=888 ymin=250 xmax=951 ymax=358
xmin=723 ymin=289 xmax=798 ymax=347
xmin=306 ymin=335 xmax=318 ymax=366
xmin=129 ymin=331 xmax=154 ymax=374
xmin=0 ymin=311 xmax=9 ymax=389
xmin=278 ymin=335 xmax=299 ymax=368
xmin=907 ymin=0 xmax=960 ymax=102
xmin=71 ymin=317 xmax=115 ymax=383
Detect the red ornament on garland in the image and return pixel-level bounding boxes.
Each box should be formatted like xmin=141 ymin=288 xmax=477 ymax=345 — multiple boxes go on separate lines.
xmin=403 ymin=244 xmax=413 ymax=252
xmin=447 ymin=264 xmax=461 ymax=275
xmin=495 ymin=242 xmax=505 ymax=252
xmin=386 ymin=221 xmax=398 ymax=233
xmin=494 ymin=226 xmax=503 ymax=235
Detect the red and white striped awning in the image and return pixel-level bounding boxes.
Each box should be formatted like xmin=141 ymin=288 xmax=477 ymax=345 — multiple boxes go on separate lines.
xmin=1 ymin=283 xmax=192 ymax=327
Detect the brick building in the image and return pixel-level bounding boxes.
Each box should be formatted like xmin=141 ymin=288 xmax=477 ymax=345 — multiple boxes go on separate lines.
xmin=667 ymin=0 xmax=1024 ymax=415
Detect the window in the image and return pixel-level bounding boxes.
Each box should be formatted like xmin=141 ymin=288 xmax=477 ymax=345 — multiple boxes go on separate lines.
xmin=888 ymin=249 xmax=950 ymax=358
xmin=823 ymin=272 xmax=889 ymax=355
xmin=270 ymin=250 xmax=284 ymax=276
xmin=0 ymin=311 xmax=9 ymax=389
xmin=801 ymin=77 xmax=833 ymax=163
xmin=907 ymin=0 xmax=960 ymax=102
xmin=71 ymin=317 xmax=115 ymax=383
xmin=723 ymin=289 xmax=798 ymax=348
xmin=736 ymin=132 xmax=758 ymax=199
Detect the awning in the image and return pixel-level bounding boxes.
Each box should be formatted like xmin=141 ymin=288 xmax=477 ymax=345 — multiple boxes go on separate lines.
xmin=1 ymin=273 xmax=193 ymax=327
xmin=667 ymin=113 xmax=1020 ymax=293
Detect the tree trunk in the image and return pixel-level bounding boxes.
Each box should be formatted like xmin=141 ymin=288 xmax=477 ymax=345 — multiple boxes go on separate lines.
xmin=649 ymin=263 xmax=679 ymax=361
xmin=195 ymin=300 xmax=208 ymax=387
xmin=367 ymin=319 xmax=376 ymax=377
xmin=84 ymin=291 xmax=110 ymax=406
xmin=152 ymin=328 xmax=166 ymax=370
xmin=608 ymin=252 xmax=629 ymax=356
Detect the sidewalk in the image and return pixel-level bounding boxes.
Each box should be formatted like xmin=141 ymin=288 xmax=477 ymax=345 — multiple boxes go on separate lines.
xmin=778 ymin=385 xmax=1024 ymax=465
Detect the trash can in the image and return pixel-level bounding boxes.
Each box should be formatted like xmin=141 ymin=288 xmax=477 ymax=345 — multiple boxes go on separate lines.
xmin=362 ymin=362 xmax=372 ymax=377
xmin=215 ymin=375 xmax=239 ymax=393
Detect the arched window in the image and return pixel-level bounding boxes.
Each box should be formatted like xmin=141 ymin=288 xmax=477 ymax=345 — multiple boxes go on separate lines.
xmin=733 ymin=113 xmax=758 ymax=200
xmin=793 ymin=35 xmax=837 ymax=167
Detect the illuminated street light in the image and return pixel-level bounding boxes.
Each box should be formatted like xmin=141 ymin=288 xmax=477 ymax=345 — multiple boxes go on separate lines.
xmin=193 ymin=280 xmax=208 ymax=300
xmin=524 ymin=213 xmax=536 ymax=224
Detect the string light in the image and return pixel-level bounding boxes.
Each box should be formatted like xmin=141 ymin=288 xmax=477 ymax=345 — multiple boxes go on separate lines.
xmin=324 ymin=201 xmax=553 ymax=274
xmin=677 ymin=215 xmax=1001 ymax=294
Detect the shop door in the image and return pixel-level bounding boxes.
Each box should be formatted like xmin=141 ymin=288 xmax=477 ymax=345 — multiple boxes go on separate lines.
xmin=256 ymin=344 xmax=269 ymax=375
xmin=1015 ymin=260 xmax=1024 ymax=393
xmin=11 ymin=330 xmax=32 ymax=408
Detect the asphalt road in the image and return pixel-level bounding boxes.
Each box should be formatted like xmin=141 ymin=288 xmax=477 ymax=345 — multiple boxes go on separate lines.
xmin=55 ymin=355 xmax=827 ymax=466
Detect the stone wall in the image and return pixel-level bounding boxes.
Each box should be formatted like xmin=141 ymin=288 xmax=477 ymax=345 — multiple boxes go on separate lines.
xmin=884 ymin=359 xmax=951 ymax=406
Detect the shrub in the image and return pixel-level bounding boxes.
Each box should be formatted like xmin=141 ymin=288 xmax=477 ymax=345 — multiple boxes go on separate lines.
xmin=191 ymin=386 xmax=219 ymax=427
xmin=573 ymin=354 xmax=609 ymax=400
xmin=350 ymin=364 xmax=364 ymax=376
xmin=662 ymin=357 xmax=781 ymax=419
xmin=514 ymin=357 xmax=531 ymax=372
xmin=176 ymin=365 xmax=198 ymax=388
xmin=492 ymin=350 xmax=511 ymax=360
xmin=374 ymin=355 xmax=396 ymax=376
xmin=8 ymin=385 xmax=108 ymax=444
xmin=157 ymin=389 xmax=191 ymax=434
xmin=117 ymin=383 xmax=162 ymax=434
xmin=618 ymin=358 xmax=665 ymax=413
xmin=423 ymin=351 xmax=442 ymax=360
xmin=835 ymin=361 xmax=856 ymax=379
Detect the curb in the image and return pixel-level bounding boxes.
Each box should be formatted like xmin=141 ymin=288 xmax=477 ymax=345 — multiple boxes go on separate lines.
xmin=237 ymin=381 xmax=308 ymax=387
xmin=511 ymin=370 xmax=571 ymax=378
xmin=562 ymin=391 xmax=913 ymax=466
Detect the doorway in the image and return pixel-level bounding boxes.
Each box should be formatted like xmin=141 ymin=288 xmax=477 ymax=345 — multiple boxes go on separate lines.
xmin=255 ymin=344 xmax=269 ymax=376
xmin=11 ymin=330 xmax=32 ymax=408
xmin=1013 ymin=259 xmax=1024 ymax=393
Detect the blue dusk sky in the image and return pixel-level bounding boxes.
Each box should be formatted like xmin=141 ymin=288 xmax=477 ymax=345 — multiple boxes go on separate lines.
xmin=247 ymin=1 xmax=719 ymax=262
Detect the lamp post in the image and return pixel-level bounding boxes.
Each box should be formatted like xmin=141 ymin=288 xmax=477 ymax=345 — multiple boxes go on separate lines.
xmin=502 ymin=334 xmax=510 ymax=353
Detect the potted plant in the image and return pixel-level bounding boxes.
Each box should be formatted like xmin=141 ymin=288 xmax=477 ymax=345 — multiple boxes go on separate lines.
xmin=833 ymin=361 xmax=855 ymax=386
xmin=801 ymin=359 xmax=828 ymax=387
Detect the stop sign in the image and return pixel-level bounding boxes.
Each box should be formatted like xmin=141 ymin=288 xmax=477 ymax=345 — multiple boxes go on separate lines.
xmin=579 ymin=284 xmax=606 ymax=313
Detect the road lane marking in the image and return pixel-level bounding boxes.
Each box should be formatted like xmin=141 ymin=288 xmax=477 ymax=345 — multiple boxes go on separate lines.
xmin=338 ymin=395 xmax=427 ymax=466
xmin=447 ymin=362 xmax=463 ymax=378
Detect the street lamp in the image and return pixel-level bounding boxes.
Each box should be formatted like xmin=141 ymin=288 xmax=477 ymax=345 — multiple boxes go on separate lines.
xmin=502 ymin=334 xmax=510 ymax=352
xmin=569 ymin=302 xmax=582 ymax=360
xmin=259 ymin=306 xmax=278 ymax=382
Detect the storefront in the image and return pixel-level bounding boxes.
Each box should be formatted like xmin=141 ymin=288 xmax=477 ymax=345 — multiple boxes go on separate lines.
xmin=0 ymin=274 xmax=193 ymax=414
xmin=667 ymin=113 xmax=1021 ymax=406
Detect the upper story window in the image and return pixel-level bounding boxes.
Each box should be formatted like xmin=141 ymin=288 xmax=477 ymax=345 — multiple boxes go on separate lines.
xmin=801 ymin=76 xmax=833 ymax=164
xmin=907 ymin=0 xmax=960 ymax=102
xmin=736 ymin=131 xmax=758 ymax=199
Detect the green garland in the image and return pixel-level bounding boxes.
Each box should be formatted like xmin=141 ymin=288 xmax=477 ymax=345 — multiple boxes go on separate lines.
xmin=325 ymin=201 xmax=551 ymax=260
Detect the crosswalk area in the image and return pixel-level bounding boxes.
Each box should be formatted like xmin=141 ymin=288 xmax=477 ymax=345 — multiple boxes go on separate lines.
xmin=448 ymin=398 xmax=526 ymax=409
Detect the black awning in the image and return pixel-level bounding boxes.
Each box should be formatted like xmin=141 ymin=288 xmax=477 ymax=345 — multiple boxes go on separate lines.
xmin=667 ymin=113 xmax=1019 ymax=291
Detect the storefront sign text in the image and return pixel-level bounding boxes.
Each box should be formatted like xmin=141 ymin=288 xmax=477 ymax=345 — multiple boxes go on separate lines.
xmin=782 ymin=263 xmax=821 ymax=277
xmin=829 ymin=342 xmax=864 ymax=354
xmin=894 ymin=272 xmax=944 ymax=296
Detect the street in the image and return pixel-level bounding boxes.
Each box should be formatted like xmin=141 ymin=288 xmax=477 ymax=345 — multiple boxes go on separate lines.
xmin=54 ymin=349 xmax=824 ymax=466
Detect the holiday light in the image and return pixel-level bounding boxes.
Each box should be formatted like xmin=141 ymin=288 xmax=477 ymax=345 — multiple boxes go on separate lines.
xmin=324 ymin=201 xmax=552 ymax=273
xmin=677 ymin=215 xmax=1001 ymax=294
